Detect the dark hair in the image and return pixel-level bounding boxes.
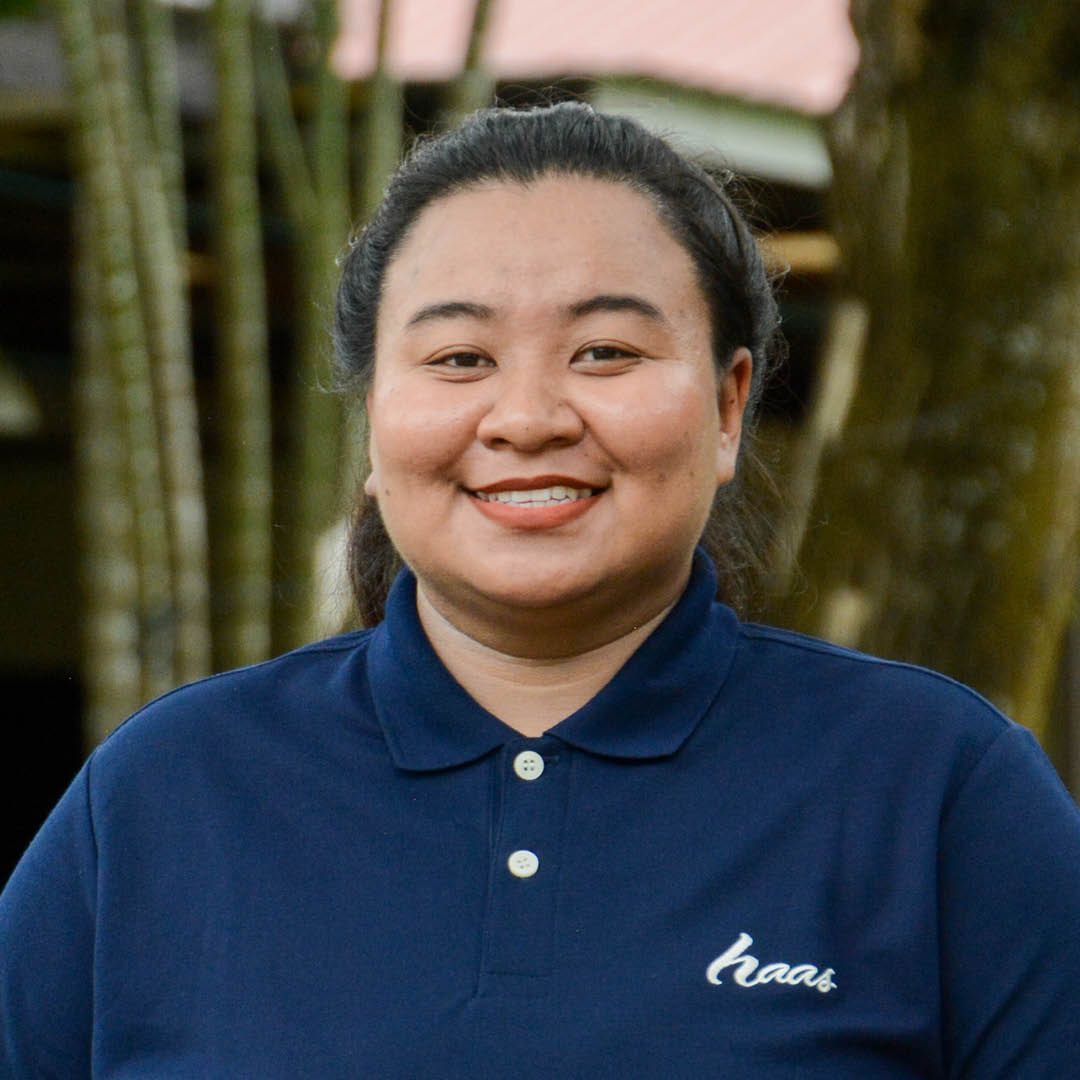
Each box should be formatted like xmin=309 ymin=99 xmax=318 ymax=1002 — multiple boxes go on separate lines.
xmin=334 ymin=101 xmax=784 ymax=624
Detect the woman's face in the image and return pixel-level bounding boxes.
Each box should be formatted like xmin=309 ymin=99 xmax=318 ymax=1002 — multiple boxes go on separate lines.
xmin=366 ymin=175 xmax=751 ymax=637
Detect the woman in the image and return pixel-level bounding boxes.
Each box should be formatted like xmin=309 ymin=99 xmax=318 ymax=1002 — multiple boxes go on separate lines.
xmin=3 ymin=103 xmax=1080 ymax=1077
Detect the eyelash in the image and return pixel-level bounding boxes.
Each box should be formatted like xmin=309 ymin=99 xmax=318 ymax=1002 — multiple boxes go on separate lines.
xmin=432 ymin=352 xmax=492 ymax=368
xmin=429 ymin=344 xmax=639 ymax=369
xmin=580 ymin=345 xmax=636 ymax=362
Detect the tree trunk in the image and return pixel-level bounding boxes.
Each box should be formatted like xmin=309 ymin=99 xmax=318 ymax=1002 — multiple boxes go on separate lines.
xmin=212 ymin=0 xmax=273 ymax=668
xmin=784 ymin=0 xmax=1080 ymax=740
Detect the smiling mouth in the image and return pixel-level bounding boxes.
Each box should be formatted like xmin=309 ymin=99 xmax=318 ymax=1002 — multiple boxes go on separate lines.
xmin=472 ymin=484 xmax=598 ymax=506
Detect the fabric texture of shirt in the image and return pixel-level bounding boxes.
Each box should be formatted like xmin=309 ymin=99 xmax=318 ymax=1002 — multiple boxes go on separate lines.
xmin=3 ymin=552 xmax=1080 ymax=1078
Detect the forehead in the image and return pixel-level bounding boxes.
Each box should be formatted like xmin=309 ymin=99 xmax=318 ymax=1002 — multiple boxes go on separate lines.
xmin=377 ymin=175 xmax=707 ymax=329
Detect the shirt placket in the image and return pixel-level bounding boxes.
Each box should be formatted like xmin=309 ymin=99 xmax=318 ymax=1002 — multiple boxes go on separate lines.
xmin=478 ymin=737 xmax=568 ymax=995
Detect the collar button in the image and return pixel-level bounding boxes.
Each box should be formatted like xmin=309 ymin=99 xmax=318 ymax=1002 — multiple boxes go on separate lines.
xmin=512 ymin=749 xmax=545 ymax=780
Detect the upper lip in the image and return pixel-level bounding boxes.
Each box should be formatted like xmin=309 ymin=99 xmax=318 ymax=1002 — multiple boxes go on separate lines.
xmin=468 ymin=475 xmax=605 ymax=494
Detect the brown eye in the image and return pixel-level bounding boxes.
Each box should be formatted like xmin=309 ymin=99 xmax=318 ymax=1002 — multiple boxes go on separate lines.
xmin=577 ymin=344 xmax=639 ymax=363
xmin=431 ymin=352 xmax=493 ymax=369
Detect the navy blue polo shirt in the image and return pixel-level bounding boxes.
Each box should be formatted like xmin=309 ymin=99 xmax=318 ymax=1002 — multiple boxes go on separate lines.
xmin=3 ymin=552 xmax=1080 ymax=1077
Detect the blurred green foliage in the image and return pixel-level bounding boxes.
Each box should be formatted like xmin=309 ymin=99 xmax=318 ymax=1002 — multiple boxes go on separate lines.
xmin=0 ymin=0 xmax=39 ymax=18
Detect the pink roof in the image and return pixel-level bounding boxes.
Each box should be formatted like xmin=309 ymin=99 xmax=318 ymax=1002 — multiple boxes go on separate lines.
xmin=333 ymin=0 xmax=858 ymax=115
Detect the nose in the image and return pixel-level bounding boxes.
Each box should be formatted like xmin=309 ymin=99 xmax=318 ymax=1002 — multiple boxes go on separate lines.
xmin=475 ymin=366 xmax=585 ymax=452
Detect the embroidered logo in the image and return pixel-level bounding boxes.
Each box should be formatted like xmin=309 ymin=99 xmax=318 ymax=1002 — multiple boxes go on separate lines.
xmin=706 ymin=932 xmax=837 ymax=993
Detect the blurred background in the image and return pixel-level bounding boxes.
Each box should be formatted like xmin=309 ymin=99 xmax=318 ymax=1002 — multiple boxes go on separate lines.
xmin=1 ymin=0 xmax=1077 ymax=885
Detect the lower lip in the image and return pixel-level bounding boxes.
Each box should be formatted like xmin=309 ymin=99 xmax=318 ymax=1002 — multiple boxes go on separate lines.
xmin=469 ymin=492 xmax=602 ymax=530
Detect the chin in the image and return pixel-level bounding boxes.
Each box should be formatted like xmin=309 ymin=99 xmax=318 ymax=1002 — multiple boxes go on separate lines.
xmin=472 ymin=568 xmax=602 ymax=613
xmin=468 ymin=553 xmax=684 ymax=619
xmin=414 ymin=555 xmax=605 ymax=619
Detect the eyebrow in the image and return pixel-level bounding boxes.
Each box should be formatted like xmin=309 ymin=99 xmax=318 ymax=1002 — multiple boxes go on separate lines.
xmin=566 ymin=294 xmax=668 ymax=325
xmin=404 ymin=300 xmax=496 ymax=329
xmin=403 ymin=293 xmax=669 ymax=330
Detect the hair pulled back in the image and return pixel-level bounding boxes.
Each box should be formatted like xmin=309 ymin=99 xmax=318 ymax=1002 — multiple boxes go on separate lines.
xmin=334 ymin=101 xmax=783 ymax=624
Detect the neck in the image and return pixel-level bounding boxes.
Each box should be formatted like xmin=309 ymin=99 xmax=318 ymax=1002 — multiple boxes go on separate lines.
xmin=415 ymin=586 xmax=678 ymax=737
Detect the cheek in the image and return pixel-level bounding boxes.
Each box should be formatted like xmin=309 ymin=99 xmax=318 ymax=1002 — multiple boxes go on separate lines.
xmin=367 ymin=389 xmax=476 ymax=484
xmin=599 ymin=383 xmax=717 ymax=481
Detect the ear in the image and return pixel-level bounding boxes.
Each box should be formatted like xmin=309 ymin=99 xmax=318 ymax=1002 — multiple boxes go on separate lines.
xmin=715 ymin=347 xmax=753 ymax=486
xmin=363 ymin=390 xmax=379 ymax=499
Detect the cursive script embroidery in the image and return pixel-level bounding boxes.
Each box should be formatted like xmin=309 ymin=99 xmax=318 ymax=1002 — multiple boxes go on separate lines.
xmin=706 ymin=932 xmax=837 ymax=993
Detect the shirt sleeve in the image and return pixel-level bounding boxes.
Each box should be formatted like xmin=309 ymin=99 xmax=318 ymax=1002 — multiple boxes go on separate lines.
xmin=0 ymin=756 xmax=97 ymax=1079
xmin=938 ymin=724 xmax=1080 ymax=1078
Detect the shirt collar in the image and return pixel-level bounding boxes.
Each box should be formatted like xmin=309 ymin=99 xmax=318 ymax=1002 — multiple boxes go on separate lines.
xmin=366 ymin=549 xmax=741 ymax=772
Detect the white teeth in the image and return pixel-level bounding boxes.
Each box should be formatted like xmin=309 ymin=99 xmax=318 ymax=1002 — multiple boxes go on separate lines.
xmin=475 ymin=485 xmax=594 ymax=505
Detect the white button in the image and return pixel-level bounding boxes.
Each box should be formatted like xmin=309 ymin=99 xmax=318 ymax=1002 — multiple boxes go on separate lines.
xmin=513 ymin=750 xmax=545 ymax=781
xmin=507 ymin=849 xmax=539 ymax=878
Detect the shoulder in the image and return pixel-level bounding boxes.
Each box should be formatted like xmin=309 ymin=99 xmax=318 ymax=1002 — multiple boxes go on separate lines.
xmin=724 ymin=618 xmax=1020 ymax=798
xmin=735 ymin=620 xmax=1008 ymax=725
xmin=109 ymin=628 xmax=376 ymax=732
xmin=90 ymin=629 xmax=380 ymax=787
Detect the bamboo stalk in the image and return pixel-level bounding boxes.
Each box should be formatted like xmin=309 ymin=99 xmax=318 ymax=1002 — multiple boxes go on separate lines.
xmin=133 ymin=0 xmax=185 ymax=249
xmin=288 ymin=0 xmax=350 ymax=643
xmin=255 ymin=17 xmax=317 ymax=234
xmin=212 ymin=0 xmax=273 ymax=667
xmin=357 ymin=0 xmax=403 ymax=218
xmin=73 ymin=189 xmax=143 ymax=747
xmin=258 ymin=1 xmax=350 ymax=648
xmin=55 ymin=0 xmax=175 ymax=704
xmin=103 ymin=0 xmax=213 ymax=684
xmin=446 ymin=0 xmax=495 ymax=122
